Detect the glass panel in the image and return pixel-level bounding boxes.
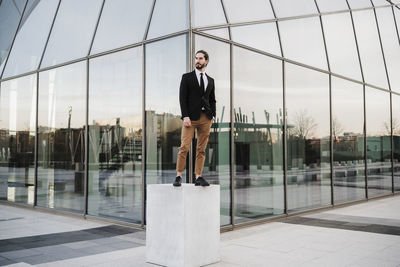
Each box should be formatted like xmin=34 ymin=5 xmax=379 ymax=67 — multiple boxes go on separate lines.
xmin=3 ymin=0 xmax=59 ymax=78
xmin=0 ymin=0 xmax=27 ymax=75
xmin=286 ymin=63 xmax=330 ymax=212
xmin=147 ymin=0 xmax=189 ymax=40
xmin=279 ymin=17 xmax=328 ymax=70
xmin=231 ymin=22 xmax=281 ymax=56
xmin=347 ymin=0 xmax=372 ymax=9
xmin=201 ymin=28 xmax=230 ymax=40
xmin=322 ymin=13 xmax=362 ymax=81
xmin=393 ymin=94 xmax=400 ymax=192
xmin=332 ymin=77 xmax=365 ymax=204
xmin=375 ymin=7 xmax=400 ymax=92
xmin=88 ymin=48 xmax=142 ymax=223
xmin=37 ymin=61 xmax=86 ymax=213
xmin=233 ymin=47 xmax=284 ymax=223
xmin=90 ymin=0 xmax=153 ymax=55
xmin=191 ymin=0 xmax=226 ymax=27
xmin=316 ymin=0 xmax=349 ymax=12
xmin=145 ymin=35 xmax=188 ymax=185
xmin=223 ymin=0 xmax=274 ymax=23
xmin=272 ymin=0 xmax=317 ymax=18
xmin=396 ymin=8 xmax=400 ymax=38
xmin=365 ymin=87 xmax=392 ymax=197
xmin=372 ymin=0 xmax=391 ymax=6
xmin=41 ymin=0 xmax=103 ymax=68
xmin=0 ymin=75 xmax=36 ymax=204
xmin=352 ymin=10 xmax=388 ymax=89
xmin=195 ymin=35 xmax=231 ymax=226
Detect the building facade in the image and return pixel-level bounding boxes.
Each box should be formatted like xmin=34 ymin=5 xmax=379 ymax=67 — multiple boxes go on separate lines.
xmin=0 ymin=0 xmax=400 ymax=228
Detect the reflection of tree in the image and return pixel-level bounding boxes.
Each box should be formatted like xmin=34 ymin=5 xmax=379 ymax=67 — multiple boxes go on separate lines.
xmin=332 ymin=116 xmax=344 ymax=141
xmin=384 ymin=118 xmax=400 ymax=135
xmin=290 ymin=109 xmax=317 ymax=139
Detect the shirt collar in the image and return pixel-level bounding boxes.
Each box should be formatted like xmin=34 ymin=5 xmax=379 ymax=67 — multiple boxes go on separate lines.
xmin=195 ymin=68 xmax=206 ymax=77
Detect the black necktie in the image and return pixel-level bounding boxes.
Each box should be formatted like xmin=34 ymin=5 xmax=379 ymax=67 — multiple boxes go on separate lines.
xmin=200 ymin=73 xmax=205 ymax=93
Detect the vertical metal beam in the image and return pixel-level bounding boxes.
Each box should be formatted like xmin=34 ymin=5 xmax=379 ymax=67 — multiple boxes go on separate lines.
xmin=0 ymin=0 xmax=29 ymax=79
xmin=87 ymin=0 xmax=106 ymax=56
xmin=230 ymin=43 xmax=235 ymax=226
xmin=220 ymin=0 xmax=231 ymax=40
xmin=188 ymin=0 xmax=194 ymax=184
xmin=38 ymin=0 xmax=61 ymax=69
xmin=143 ymin=0 xmax=157 ymax=41
xmin=84 ymin=59 xmax=89 ymax=216
xmin=314 ymin=0 xmax=334 ymax=206
xmin=392 ymin=6 xmax=400 ymax=45
xmin=346 ymin=0 xmax=368 ymax=199
xmin=34 ymin=71 xmax=39 ymax=206
xmin=141 ymin=44 xmax=146 ymax=227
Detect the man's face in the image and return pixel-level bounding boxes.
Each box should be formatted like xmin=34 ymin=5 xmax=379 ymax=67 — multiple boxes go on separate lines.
xmin=195 ymin=53 xmax=208 ymax=70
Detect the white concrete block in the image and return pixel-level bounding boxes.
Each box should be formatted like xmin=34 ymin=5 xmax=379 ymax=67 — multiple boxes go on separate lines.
xmin=146 ymin=184 xmax=220 ymax=267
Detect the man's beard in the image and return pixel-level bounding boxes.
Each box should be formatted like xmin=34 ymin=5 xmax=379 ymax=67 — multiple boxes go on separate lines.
xmin=195 ymin=63 xmax=206 ymax=70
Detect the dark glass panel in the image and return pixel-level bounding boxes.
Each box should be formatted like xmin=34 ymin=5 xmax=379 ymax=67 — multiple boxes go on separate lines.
xmin=88 ymin=47 xmax=142 ymax=223
xmin=286 ymin=63 xmax=331 ymax=212
xmin=37 ymin=62 xmax=86 ymax=213
xmin=195 ymin=35 xmax=231 ymax=226
xmin=0 ymin=75 xmax=36 ymax=204
xmin=145 ymin=35 xmax=188 ymax=185
xmin=233 ymin=47 xmax=284 ymax=223
xmin=365 ymin=87 xmax=392 ymax=197
xmin=332 ymin=77 xmax=365 ymax=204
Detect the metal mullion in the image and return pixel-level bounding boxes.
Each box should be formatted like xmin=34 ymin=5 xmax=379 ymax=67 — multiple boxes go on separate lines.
xmin=84 ymin=59 xmax=89 ymax=216
xmin=219 ymin=0 xmax=232 ymax=40
xmin=371 ymin=1 xmax=392 ymax=92
xmin=87 ymin=0 xmax=106 ymax=56
xmin=230 ymin=43 xmax=235 ymax=226
xmin=346 ymin=0 xmax=368 ymax=199
xmin=188 ymin=0 xmax=193 ymax=184
xmin=38 ymin=0 xmax=61 ymax=70
xmin=141 ymin=44 xmax=146 ymax=228
xmin=143 ymin=0 xmax=156 ymax=41
xmin=392 ymin=6 xmax=400 ymax=45
xmin=269 ymin=0 xmax=284 ymax=58
xmin=314 ymin=0 xmax=334 ymax=206
xmin=371 ymin=0 xmax=394 ymax=194
xmin=0 ymin=0 xmax=29 ymax=79
xmin=34 ymin=71 xmax=39 ymax=207
xmin=390 ymin=92 xmax=394 ymax=193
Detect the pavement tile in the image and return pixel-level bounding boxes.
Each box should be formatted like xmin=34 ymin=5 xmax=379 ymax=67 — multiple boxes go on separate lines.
xmin=0 ymin=249 xmax=42 ymax=260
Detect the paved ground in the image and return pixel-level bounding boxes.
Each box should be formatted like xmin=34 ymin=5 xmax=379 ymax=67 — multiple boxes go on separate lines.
xmin=0 ymin=195 xmax=400 ymax=267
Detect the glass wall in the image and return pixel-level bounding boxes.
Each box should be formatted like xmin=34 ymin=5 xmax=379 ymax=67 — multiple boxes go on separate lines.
xmin=0 ymin=74 xmax=36 ymax=204
xmin=365 ymin=87 xmax=392 ymax=198
xmin=195 ymin=35 xmax=231 ymax=225
xmin=37 ymin=62 xmax=86 ymax=213
xmin=233 ymin=47 xmax=284 ymax=223
xmin=88 ymin=47 xmax=143 ymax=223
xmin=145 ymin=35 xmax=188 ymax=185
xmin=331 ymin=77 xmax=365 ymax=204
xmin=286 ymin=63 xmax=331 ymax=212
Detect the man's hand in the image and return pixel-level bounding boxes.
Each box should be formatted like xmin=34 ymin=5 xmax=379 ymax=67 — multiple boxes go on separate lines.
xmin=183 ymin=117 xmax=191 ymax=127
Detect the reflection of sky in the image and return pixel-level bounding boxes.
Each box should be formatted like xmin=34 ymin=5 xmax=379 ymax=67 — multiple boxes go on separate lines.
xmin=366 ymin=87 xmax=390 ymax=136
xmin=145 ymin=35 xmax=187 ymax=116
xmin=0 ymin=75 xmax=36 ymax=133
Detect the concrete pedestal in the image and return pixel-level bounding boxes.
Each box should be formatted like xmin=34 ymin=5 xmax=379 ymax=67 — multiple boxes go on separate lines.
xmin=146 ymin=184 xmax=220 ymax=267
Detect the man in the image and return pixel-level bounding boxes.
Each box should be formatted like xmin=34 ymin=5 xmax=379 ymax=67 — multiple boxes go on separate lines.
xmin=173 ymin=50 xmax=216 ymax=187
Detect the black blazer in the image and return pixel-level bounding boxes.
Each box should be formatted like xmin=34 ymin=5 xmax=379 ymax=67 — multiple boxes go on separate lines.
xmin=179 ymin=71 xmax=216 ymax=121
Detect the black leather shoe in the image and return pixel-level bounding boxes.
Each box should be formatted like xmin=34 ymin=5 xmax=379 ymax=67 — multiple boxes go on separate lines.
xmin=173 ymin=176 xmax=182 ymax=187
xmin=195 ymin=176 xmax=210 ymax=186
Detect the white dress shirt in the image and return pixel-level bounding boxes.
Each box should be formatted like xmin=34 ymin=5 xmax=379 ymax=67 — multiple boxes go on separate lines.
xmin=195 ymin=68 xmax=208 ymax=91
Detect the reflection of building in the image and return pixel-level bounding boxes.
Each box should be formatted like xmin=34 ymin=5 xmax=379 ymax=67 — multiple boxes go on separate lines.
xmin=1 ymin=1 xmax=400 ymax=228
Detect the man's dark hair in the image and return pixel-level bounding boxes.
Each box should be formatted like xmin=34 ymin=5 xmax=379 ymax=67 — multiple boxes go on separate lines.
xmin=196 ymin=50 xmax=209 ymax=61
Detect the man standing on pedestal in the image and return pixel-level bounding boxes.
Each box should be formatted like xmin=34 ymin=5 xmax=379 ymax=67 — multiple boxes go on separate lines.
xmin=173 ymin=50 xmax=216 ymax=187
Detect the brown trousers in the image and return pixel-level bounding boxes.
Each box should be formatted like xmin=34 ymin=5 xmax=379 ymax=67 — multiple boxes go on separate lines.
xmin=176 ymin=113 xmax=213 ymax=176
